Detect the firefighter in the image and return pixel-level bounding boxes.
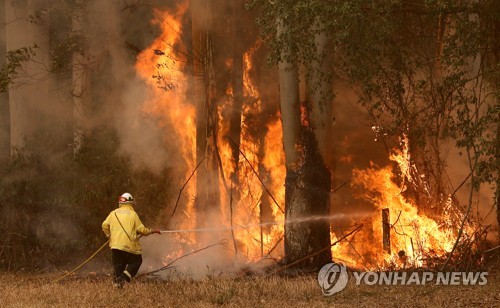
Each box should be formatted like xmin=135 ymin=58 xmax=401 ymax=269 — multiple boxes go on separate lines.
xmin=102 ymin=192 xmax=161 ymax=288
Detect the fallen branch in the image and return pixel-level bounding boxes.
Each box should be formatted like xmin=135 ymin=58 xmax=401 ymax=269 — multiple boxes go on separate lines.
xmin=226 ymin=136 xmax=284 ymax=213
xmin=256 ymin=237 xmax=284 ymax=265
xmin=169 ymin=157 xmax=207 ymax=220
xmin=391 ymin=210 xmax=403 ymax=227
xmin=213 ymin=129 xmax=231 ymax=199
xmin=138 ymin=239 xmax=228 ymax=278
xmin=330 ymin=179 xmax=351 ymax=194
xmin=339 ymin=226 xmax=374 ymax=271
xmin=482 ymin=245 xmax=500 ymax=254
xmin=455 ymin=243 xmax=500 ymax=269
xmin=266 ymin=237 xmax=283 ymax=257
xmin=272 ymin=224 xmax=363 ymax=274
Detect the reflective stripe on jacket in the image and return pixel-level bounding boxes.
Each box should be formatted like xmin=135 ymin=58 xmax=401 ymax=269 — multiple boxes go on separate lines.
xmin=102 ymin=203 xmax=152 ymax=255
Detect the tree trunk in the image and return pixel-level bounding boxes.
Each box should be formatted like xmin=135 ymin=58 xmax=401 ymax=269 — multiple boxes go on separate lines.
xmin=493 ymin=12 xmax=500 ymax=242
xmin=307 ymin=19 xmax=333 ymax=264
xmin=72 ymin=2 xmax=90 ymax=155
xmin=284 ymin=123 xmax=332 ymax=269
xmin=496 ymin=120 xmax=500 ymax=241
xmin=279 ymin=18 xmax=331 ymax=269
xmin=309 ymin=19 xmax=333 ymax=164
xmin=0 ymin=0 xmax=9 ymax=162
xmin=192 ymin=0 xmax=220 ymax=228
xmin=229 ymin=0 xmax=243 ymax=185
xmin=6 ymin=0 xmax=49 ymax=153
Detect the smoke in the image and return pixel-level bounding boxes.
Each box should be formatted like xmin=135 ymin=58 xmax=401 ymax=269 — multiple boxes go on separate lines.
xmin=441 ymin=139 xmax=497 ymax=237
xmin=113 ymin=77 xmax=172 ymax=172
xmin=139 ymin=206 xmax=260 ymax=280
xmin=140 ymin=234 xmax=237 ymax=280
xmin=329 ymin=83 xmax=498 ymax=244
xmin=0 ymin=0 xmax=497 ymax=274
xmin=83 ymin=0 xmax=178 ymax=173
xmin=330 ymin=83 xmax=389 ymax=218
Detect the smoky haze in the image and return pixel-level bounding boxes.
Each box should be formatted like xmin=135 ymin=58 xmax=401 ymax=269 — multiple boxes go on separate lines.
xmin=0 ymin=0 xmax=496 ymax=275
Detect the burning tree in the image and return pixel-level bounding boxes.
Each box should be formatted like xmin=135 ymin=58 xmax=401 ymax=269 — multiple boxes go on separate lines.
xmin=276 ymin=16 xmax=333 ymax=267
xmin=250 ymin=0 xmax=498 ymax=270
xmin=140 ymin=0 xmax=335 ymax=269
xmin=136 ymin=0 xmax=287 ymax=267
xmin=134 ymin=0 xmax=498 ymax=273
xmin=190 ymin=0 xmax=222 ymax=229
xmin=1 ymin=0 xmax=497 ymax=273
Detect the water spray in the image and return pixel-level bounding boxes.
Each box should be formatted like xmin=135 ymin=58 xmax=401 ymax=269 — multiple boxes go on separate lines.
xmin=159 ymin=212 xmax=372 ymax=234
xmin=53 ymin=212 xmax=372 ymax=283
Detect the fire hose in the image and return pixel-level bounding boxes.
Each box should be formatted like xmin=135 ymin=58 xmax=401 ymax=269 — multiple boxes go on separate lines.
xmin=52 ymin=224 xmax=274 ymax=283
xmin=53 ymin=239 xmax=110 ymax=283
xmin=53 ymin=215 xmax=356 ymax=283
xmin=52 ymin=226 xmax=259 ymax=283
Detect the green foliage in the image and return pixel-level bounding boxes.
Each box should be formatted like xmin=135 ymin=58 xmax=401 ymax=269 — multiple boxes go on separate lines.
xmin=248 ymin=0 xmax=326 ymax=66
xmin=250 ymin=0 xmax=499 ymax=194
xmin=0 ymin=46 xmax=37 ymax=92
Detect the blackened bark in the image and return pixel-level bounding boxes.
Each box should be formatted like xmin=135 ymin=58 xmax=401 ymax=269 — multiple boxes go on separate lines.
xmin=278 ymin=18 xmax=331 ymax=270
xmin=284 ymin=124 xmax=332 ymax=269
xmin=229 ymin=0 xmax=243 ymax=185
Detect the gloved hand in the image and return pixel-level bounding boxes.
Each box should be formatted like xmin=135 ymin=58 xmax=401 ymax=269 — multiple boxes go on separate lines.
xmin=151 ymin=229 xmax=161 ymax=235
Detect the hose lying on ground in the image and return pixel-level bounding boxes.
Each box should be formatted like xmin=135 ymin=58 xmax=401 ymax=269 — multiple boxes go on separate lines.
xmin=53 ymin=240 xmax=110 ymax=284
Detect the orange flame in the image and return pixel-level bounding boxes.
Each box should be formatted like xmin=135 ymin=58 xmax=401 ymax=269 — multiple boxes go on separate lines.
xmin=135 ymin=3 xmax=196 ymax=233
xmin=135 ymin=4 xmax=468 ymax=270
xmin=331 ymin=136 xmax=462 ymax=269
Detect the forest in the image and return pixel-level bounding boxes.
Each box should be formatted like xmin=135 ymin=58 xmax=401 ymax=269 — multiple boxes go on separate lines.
xmin=0 ymin=0 xmax=498 ymax=279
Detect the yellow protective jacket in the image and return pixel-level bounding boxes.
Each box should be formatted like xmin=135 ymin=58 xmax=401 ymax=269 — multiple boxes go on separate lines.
xmin=102 ymin=203 xmax=152 ymax=255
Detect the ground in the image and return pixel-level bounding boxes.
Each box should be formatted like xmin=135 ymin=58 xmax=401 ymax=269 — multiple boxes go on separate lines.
xmin=0 ymin=272 xmax=499 ymax=307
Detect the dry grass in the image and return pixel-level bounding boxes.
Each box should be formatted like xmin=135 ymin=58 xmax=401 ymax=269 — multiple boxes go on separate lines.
xmin=0 ymin=272 xmax=499 ymax=307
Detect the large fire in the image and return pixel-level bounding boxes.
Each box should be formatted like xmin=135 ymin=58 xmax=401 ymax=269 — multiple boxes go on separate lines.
xmin=135 ymin=2 xmax=196 ymax=233
xmin=330 ymin=138 xmax=461 ymax=270
xmin=136 ymin=4 xmax=285 ymax=264
xmin=135 ymin=4 xmax=465 ymax=272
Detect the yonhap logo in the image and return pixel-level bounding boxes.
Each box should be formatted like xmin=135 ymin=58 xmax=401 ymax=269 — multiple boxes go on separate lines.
xmin=317 ymin=263 xmax=349 ymax=295
xmin=317 ymin=263 xmax=489 ymax=296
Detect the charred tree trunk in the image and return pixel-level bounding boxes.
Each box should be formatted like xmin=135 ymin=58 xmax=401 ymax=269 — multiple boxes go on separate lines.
xmin=284 ymin=123 xmax=332 ymax=269
xmin=307 ymin=19 xmax=333 ymax=264
xmin=258 ymin=116 xmax=271 ymax=256
xmin=203 ymin=32 xmax=221 ymax=217
xmin=192 ymin=0 xmax=220 ymax=228
xmin=279 ymin=18 xmax=331 ymax=269
xmin=229 ymin=0 xmax=243 ymax=185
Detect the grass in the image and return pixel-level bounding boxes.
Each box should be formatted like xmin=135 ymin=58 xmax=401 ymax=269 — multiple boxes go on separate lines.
xmin=0 ymin=272 xmax=499 ymax=307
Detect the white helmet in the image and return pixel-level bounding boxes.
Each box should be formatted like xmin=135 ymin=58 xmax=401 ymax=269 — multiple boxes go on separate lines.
xmin=119 ymin=192 xmax=135 ymax=204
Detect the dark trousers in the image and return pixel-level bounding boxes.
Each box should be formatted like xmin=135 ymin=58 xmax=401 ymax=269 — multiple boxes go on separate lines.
xmin=111 ymin=249 xmax=143 ymax=282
